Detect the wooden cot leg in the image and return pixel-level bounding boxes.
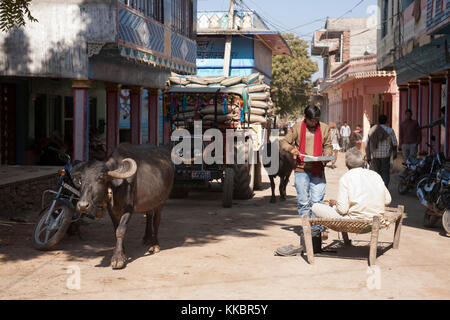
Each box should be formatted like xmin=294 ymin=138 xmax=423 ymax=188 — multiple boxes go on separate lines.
xmin=369 ymin=216 xmax=381 ymax=266
xmin=393 ymin=205 xmax=404 ymax=249
xmin=301 ymin=215 xmax=314 ymax=264
xmin=342 ymin=232 xmax=351 ymax=246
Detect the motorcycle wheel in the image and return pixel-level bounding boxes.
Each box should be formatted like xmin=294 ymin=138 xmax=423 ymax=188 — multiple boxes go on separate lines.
xmin=32 ymin=199 xmax=73 ymax=250
xmin=443 ymin=209 xmax=450 ymax=234
xmin=397 ymin=181 xmax=408 ymax=195
xmin=423 ymin=209 xmax=439 ymax=228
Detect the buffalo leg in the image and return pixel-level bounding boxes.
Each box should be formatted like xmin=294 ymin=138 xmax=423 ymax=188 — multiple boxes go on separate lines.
xmin=269 ymin=175 xmax=276 ymax=203
xmin=142 ymin=210 xmax=155 ymax=246
xmin=111 ymin=212 xmax=131 ymax=269
xmin=280 ymin=175 xmax=289 ymax=201
xmin=149 ymin=205 xmax=163 ymax=254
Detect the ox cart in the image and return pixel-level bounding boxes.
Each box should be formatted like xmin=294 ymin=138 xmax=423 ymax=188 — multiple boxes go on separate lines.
xmin=165 ymin=74 xmax=274 ymax=208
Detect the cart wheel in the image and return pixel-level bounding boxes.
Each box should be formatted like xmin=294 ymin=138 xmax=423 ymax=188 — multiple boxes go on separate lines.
xmin=442 ymin=209 xmax=450 ymax=234
xmin=222 ymin=167 xmax=234 ymax=208
xmin=423 ymin=209 xmax=439 ymax=228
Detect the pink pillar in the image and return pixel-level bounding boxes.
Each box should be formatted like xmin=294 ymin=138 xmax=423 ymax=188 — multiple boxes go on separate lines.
xmin=163 ymin=94 xmax=170 ymax=145
xmin=409 ymin=83 xmax=419 ymax=117
xmin=343 ymin=99 xmax=347 ymax=125
xmin=357 ymin=96 xmax=363 ymax=128
xmin=446 ymin=71 xmax=449 ymax=158
xmin=431 ymin=77 xmax=445 ymax=151
xmin=148 ymin=89 xmax=159 ymax=146
xmin=398 ymin=85 xmax=408 ymax=132
xmin=362 ymin=94 xmax=371 ymax=144
xmin=106 ymin=83 xmax=120 ymax=157
xmin=72 ymin=80 xmax=90 ymax=161
xmin=347 ymin=96 xmax=352 ymax=127
xmin=391 ymin=92 xmax=400 ymax=143
xmin=130 ymin=87 xmax=142 ymax=145
xmin=419 ymin=80 xmax=429 ymax=154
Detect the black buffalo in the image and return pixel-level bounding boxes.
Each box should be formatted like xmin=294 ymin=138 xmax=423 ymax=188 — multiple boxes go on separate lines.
xmin=262 ymin=141 xmax=296 ymax=203
xmin=72 ymin=143 xmax=174 ymax=269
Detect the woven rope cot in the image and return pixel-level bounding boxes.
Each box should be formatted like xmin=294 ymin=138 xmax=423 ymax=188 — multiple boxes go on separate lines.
xmin=301 ymin=206 xmax=405 ymax=266
xmin=308 ymin=208 xmax=402 ymax=234
xmin=309 ymin=218 xmax=373 ymax=234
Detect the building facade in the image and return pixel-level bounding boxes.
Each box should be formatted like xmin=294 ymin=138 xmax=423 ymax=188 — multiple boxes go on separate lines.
xmin=196 ymin=10 xmax=290 ymax=81
xmin=0 ymin=0 xmax=197 ymax=165
xmin=312 ymin=17 xmax=399 ymax=140
xmin=377 ymin=0 xmax=449 ymax=157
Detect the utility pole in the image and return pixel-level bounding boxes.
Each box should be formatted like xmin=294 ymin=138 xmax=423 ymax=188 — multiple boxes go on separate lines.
xmin=223 ymin=0 xmax=235 ymax=77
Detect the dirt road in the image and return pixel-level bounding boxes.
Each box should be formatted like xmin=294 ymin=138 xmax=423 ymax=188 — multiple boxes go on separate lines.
xmin=1 ymin=155 xmax=449 ymax=300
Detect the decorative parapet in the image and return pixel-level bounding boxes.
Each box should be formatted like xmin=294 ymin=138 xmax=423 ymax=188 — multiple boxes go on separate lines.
xmin=197 ymin=11 xmax=268 ymax=31
xmin=321 ymin=55 xmax=395 ymax=92
xmin=118 ymin=3 xmax=196 ymax=74
xmin=331 ymin=55 xmax=377 ymax=79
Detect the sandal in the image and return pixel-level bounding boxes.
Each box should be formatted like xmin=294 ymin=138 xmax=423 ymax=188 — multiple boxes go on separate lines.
xmin=274 ymin=244 xmax=303 ymax=256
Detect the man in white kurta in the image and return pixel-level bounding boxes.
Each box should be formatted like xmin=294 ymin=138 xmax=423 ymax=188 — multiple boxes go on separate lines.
xmin=312 ymin=147 xmax=392 ymax=227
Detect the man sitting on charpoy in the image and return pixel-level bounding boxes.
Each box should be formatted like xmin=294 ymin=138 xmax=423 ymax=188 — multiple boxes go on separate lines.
xmin=311 ymin=147 xmax=392 ymax=227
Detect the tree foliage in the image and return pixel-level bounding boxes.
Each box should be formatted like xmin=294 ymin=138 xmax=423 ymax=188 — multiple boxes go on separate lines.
xmin=271 ymin=33 xmax=318 ymax=117
xmin=0 ymin=0 xmax=37 ymax=32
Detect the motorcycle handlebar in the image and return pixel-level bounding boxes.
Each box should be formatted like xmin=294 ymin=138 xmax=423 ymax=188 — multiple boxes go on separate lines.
xmin=48 ymin=146 xmax=71 ymax=163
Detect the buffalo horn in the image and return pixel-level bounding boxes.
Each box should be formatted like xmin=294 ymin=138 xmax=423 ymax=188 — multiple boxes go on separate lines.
xmin=107 ymin=158 xmax=137 ymax=179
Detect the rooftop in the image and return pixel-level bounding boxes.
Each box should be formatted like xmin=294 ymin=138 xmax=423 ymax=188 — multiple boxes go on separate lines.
xmin=196 ymin=10 xmax=291 ymax=56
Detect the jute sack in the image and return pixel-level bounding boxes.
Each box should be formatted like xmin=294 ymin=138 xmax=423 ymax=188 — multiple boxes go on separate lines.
xmin=203 ymin=113 xmax=240 ymax=122
xmin=228 ymin=83 xmax=247 ymax=88
xmin=204 ymin=76 xmax=226 ymax=84
xmin=247 ymin=114 xmax=267 ymax=124
xmin=245 ymin=72 xmax=260 ymax=84
xmin=248 ymin=84 xmax=270 ymax=93
xmin=200 ymin=104 xmax=240 ymax=115
xmin=221 ymin=76 xmax=243 ymax=87
xmin=250 ymin=100 xmax=272 ymax=109
xmin=186 ymin=76 xmax=209 ymax=85
xmin=169 ymin=76 xmax=189 ymax=85
xmin=250 ymin=107 xmax=269 ymax=116
xmin=172 ymin=111 xmax=196 ymax=120
xmin=249 ymin=92 xmax=270 ymax=101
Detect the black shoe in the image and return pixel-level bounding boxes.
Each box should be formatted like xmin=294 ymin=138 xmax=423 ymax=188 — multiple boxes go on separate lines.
xmin=274 ymin=244 xmax=303 ymax=256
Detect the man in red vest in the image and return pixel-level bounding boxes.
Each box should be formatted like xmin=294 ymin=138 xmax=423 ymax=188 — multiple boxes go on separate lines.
xmin=276 ymin=105 xmax=332 ymax=256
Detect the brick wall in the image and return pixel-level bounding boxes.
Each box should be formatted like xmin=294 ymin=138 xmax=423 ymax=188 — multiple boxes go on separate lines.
xmin=0 ymin=174 xmax=58 ymax=217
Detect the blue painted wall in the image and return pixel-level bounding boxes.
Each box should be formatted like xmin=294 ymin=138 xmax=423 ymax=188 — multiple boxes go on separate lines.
xmin=196 ymin=35 xmax=255 ymax=76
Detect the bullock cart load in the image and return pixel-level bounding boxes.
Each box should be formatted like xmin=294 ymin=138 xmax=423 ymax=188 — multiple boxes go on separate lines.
xmin=165 ymin=74 xmax=277 ymax=208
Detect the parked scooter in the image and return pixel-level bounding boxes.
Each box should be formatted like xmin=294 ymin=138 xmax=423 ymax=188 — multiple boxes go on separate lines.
xmin=32 ymin=147 xmax=93 ymax=250
xmin=398 ymin=139 xmax=446 ymax=195
xmin=416 ymin=165 xmax=450 ymax=232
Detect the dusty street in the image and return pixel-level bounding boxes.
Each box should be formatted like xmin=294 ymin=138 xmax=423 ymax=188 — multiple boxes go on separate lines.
xmin=0 ymin=155 xmax=449 ymax=300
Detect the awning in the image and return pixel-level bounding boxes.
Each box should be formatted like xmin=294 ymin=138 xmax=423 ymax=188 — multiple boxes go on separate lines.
xmin=118 ymin=44 xmax=197 ymax=75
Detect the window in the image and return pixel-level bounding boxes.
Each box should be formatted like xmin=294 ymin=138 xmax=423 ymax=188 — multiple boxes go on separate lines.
xmin=123 ymin=0 xmax=164 ymax=23
xmin=171 ymin=0 xmax=194 ymax=38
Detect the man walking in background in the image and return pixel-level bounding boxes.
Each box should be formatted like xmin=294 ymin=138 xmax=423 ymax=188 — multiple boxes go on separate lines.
xmin=365 ymin=114 xmax=398 ymax=187
xmin=399 ymin=109 xmax=421 ymax=160
xmin=340 ymin=121 xmax=351 ymax=152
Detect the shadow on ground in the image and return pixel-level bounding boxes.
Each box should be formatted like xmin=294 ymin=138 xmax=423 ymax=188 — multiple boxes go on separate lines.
xmin=0 ymin=186 xmax=300 ymax=266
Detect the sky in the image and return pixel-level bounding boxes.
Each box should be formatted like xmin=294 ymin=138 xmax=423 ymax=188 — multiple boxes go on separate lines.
xmin=197 ymin=0 xmax=379 ymax=81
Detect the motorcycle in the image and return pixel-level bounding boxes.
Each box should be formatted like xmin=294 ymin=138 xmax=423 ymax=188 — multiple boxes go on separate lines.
xmin=397 ymin=140 xmax=446 ymax=195
xmin=32 ymin=147 xmax=93 ymax=250
xmin=416 ymin=165 xmax=450 ymax=232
